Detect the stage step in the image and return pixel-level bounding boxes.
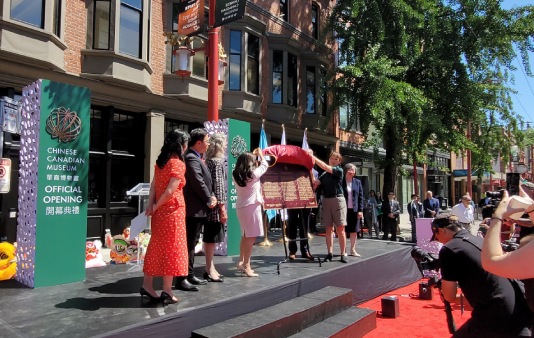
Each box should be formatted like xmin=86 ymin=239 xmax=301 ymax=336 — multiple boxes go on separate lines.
xmin=191 ymin=286 xmax=354 ymax=338
xmin=288 ymin=307 xmax=376 ymax=338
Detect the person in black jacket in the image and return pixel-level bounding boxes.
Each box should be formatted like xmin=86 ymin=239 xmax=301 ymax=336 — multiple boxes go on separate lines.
xmin=407 ymin=194 xmax=423 ymax=243
xmin=176 ymin=128 xmax=217 ymax=291
xmin=381 ymin=191 xmax=400 ymax=241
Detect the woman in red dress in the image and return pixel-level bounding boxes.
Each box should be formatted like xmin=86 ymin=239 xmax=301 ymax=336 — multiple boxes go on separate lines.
xmin=141 ymin=129 xmax=189 ymax=305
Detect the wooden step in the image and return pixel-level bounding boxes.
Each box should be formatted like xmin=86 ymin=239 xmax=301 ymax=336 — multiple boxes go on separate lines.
xmin=191 ymin=286 xmax=353 ymax=338
xmin=288 ymin=307 xmax=376 ymax=338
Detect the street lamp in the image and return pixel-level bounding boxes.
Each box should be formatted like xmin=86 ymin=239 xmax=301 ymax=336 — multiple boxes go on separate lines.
xmin=173 ymin=46 xmax=195 ymax=77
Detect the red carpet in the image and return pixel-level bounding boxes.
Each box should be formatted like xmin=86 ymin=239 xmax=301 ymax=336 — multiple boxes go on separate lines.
xmin=360 ymin=279 xmax=472 ymax=337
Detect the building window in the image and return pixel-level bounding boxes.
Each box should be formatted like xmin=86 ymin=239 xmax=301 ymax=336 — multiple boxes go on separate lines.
xmin=339 ymin=105 xmax=348 ymax=130
xmin=10 ymin=0 xmax=45 ymax=28
xmin=229 ymin=30 xmax=242 ymax=91
xmin=311 ymin=4 xmax=318 ymax=39
xmin=165 ymin=120 xmax=190 ymax=134
xmin=306 ymin=66 xmax=316 ymax=114
xmin=272 ymin=50 xmax=283 ymax=104
xmin=229 ymin=30 xmax=260 ymax=94
xmin=280 ymin=0 xmax=288 ymax=21
xmin=288 ymin=53 xmax=297 ymax=107
xmin=93 ymin=0 xmax=111 ymax=49
xmin=320 ymin=68 xmax=327 ymax=116
xmin=89 ymin=0 xmax=149 ymax=60
xmin=192 ymin=39 xmax=207 ymax=78
xmin=53 ymin=0 xmax=62 ymax=36
xmin=119 ymin=0 xmax=143 ymax=58
xmin=89 ymin=107 xmax=144 ymax=206
xmin=247 ymin=34 xmax=260 ymax=95
xmin=339 ymin=104 xmax=360 ymax=131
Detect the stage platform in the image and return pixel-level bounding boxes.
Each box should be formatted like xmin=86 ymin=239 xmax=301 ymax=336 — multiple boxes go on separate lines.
xmin=0 ymin=235 xmax=421 ymax=338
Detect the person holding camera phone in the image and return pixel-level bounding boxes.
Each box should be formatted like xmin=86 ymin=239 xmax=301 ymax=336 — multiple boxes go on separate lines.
xmin=482 ymin=188 xmax=534 ymax=280
xmin=431 ymin=213 xmax=532 ymax=337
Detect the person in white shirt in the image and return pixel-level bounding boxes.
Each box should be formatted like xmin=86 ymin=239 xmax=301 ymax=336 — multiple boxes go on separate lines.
xmin=450 ymin=195 xmax=475 ymax=230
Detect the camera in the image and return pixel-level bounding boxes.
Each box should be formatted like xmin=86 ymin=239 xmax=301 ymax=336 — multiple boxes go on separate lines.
xmin=501 ymin=239 xmax=519 ymax=252
xmin=486 ymin=190 xmax=504 ymax=199
xmin=411 ymin=246 xmax=441 ymax=271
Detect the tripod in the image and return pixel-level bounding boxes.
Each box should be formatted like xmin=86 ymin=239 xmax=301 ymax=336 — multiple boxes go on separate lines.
xmin=277 ymin=208 xmax=322 ymax=274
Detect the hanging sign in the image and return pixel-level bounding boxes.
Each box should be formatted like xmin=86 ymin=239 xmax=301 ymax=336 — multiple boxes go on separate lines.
xmin=0 ymin=97 xmax=21 ymax=134
xmin=213 ymin=0 xmax=246 ymax=28
xmin=0 ymin=158 xmax=11 ymax=193
xmin=178 ymin=0 xmax=204 ymax=36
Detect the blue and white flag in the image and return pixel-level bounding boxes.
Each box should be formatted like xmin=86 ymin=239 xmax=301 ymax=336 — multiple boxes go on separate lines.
xmin=260 ymin=123 xmax=276 ymax=222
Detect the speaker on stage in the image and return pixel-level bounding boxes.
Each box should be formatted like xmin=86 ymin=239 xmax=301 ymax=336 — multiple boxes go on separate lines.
xmin=381 ymin=296 xmax=400 ymax=318
xmin=419 ymin=282 xmax=433 ymax=300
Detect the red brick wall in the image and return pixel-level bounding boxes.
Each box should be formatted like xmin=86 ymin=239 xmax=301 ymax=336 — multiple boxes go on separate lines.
xmin=64 ymin=0 xmax=87 ymax=74
xmin=151 ymin=0 xmax=165 ymax=94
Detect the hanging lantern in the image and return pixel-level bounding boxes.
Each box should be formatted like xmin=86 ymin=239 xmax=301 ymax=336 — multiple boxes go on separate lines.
xmin=217 ymin=42 xmax=228 ymax=85
xmin=173 ymin=46 xmax=195 ymax=77
xmin=218 ymin=59 xmax=227 ymax=85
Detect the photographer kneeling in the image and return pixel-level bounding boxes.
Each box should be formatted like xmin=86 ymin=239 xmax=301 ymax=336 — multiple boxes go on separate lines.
xmin=431 ymin=214 xmax=532 ymax=337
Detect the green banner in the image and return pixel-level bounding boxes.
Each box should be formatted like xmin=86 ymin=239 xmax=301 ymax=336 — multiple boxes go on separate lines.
xmin=34 ymin=80 xmax=90 ymax=287
xmin=226 ymin=119 xmax=250 ymax=256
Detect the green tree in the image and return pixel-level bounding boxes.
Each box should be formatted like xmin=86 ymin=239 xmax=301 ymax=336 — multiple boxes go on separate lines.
xmin=326 ymin=0 xmax=534 ymax=196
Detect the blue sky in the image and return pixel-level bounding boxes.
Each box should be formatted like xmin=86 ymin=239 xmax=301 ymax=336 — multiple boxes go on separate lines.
xmin=501 ymin=0 xmax=534 ymax=124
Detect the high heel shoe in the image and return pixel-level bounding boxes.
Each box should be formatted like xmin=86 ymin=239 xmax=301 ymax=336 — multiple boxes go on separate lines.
xmin=324 ymin=253 xmax=333 ymax=262
xmin=237 ymin=262 xmax=254 ymax=274
xmin=139 ymin=287 xmax=160 ymax=302
xmin=203 ymin=271 xmax=224 ymax=283
xmin=241 ymin=268 xmax=258 ymax=277
xmin=160 ymin=291 xmax=180 ymax=305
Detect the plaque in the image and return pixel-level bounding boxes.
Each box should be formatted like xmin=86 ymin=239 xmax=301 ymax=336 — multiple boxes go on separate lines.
xmin=261 ymin=163 xmax=317 ymax=210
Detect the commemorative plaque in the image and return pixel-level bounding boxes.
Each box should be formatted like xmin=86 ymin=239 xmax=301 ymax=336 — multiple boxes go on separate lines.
xmin=261 ymin=162 xmax=317 ymax=210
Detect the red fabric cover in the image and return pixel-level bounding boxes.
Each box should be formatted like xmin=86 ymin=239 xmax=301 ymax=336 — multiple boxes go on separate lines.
xmin=262 ymin=145 xmax=314 ymax=171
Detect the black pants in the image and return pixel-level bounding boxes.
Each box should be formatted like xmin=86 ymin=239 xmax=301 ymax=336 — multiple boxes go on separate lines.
xmin=286 ymin=209 xmax=310 ymax=255
xmin=410 ymin=220 xmax=417 ymax=243
xmin=382 ymin=217 xmax=397 ymax=241
xmin=181 ymin=216 xmax=205 ymax=279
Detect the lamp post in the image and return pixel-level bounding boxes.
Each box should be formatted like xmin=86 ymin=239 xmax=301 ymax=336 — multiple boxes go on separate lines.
xmin=207 ymin=0 xmax=219 ymax=122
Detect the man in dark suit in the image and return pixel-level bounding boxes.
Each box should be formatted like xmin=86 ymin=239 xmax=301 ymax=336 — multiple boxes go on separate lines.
xmin=176 ymin=128 xmax=217 ymax=291
xmin=422 ymin=190 xmax=440 ymax=218
xmin=407 ymin=194 xmax=424 ymax=243
xmin=381 ymin=191 xmax=400 ymax=241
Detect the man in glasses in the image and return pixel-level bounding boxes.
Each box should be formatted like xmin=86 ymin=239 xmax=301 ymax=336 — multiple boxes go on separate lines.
xmin=430 ymin=214 xmax=531 ymax=337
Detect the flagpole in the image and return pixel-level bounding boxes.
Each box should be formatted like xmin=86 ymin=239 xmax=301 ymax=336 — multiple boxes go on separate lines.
xmin=258 ymin=119 xmax=273 ymax=247
xmin=280 ymin=123 xmax=288 ymax=243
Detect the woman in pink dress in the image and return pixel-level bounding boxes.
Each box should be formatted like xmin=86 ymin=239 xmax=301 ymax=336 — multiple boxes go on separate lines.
xmin=142 ymin=129 xmax=189 ymax=305
xmin=232 ymin=148 xmax=268 ymax=277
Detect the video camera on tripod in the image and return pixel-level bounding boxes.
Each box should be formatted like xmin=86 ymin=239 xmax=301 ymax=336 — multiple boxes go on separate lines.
xmin=411 ymin=246 xmax=457 ymax=334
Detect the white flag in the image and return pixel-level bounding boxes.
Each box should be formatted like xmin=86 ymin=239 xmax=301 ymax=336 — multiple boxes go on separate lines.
xmin=280 ymin=125 xmax=287 ymax=221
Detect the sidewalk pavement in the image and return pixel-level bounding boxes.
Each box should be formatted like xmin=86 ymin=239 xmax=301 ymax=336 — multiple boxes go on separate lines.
xmin=397 ymin=210 xmax=482 ymax=242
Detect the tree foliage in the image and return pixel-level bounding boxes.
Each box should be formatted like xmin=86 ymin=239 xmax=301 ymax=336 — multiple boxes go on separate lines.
xmin=325 ymin=0 xmax=534 ymax=196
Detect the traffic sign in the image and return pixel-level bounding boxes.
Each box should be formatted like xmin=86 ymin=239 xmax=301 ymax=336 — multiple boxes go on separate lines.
xmin=0 ymin=158 xmax=11 ymax=193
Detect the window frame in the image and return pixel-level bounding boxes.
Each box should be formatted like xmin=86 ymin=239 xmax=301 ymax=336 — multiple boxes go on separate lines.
xmin=119 ymin=0 xmax=143 ymax=58
xmin=272 ymin=50 xmax=284 ymax=104
xmin=279 ymin=0 xmax=288 ymax=22
xmin=311 ymin=4 xmax=318 ymax=40
xmin=228 ymin=29 xmax=261 ymax=95
xmin=88 ymin=0 xmax=150 ymax=60
xmin=93 ymin=0 xmax=111 ymax=50
xmin=306 ymin=66 xmax=316 ymax=114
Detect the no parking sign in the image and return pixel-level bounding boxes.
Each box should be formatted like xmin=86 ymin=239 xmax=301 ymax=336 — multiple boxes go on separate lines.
xmin=0 ymin=158 xmax=11 ymax=193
